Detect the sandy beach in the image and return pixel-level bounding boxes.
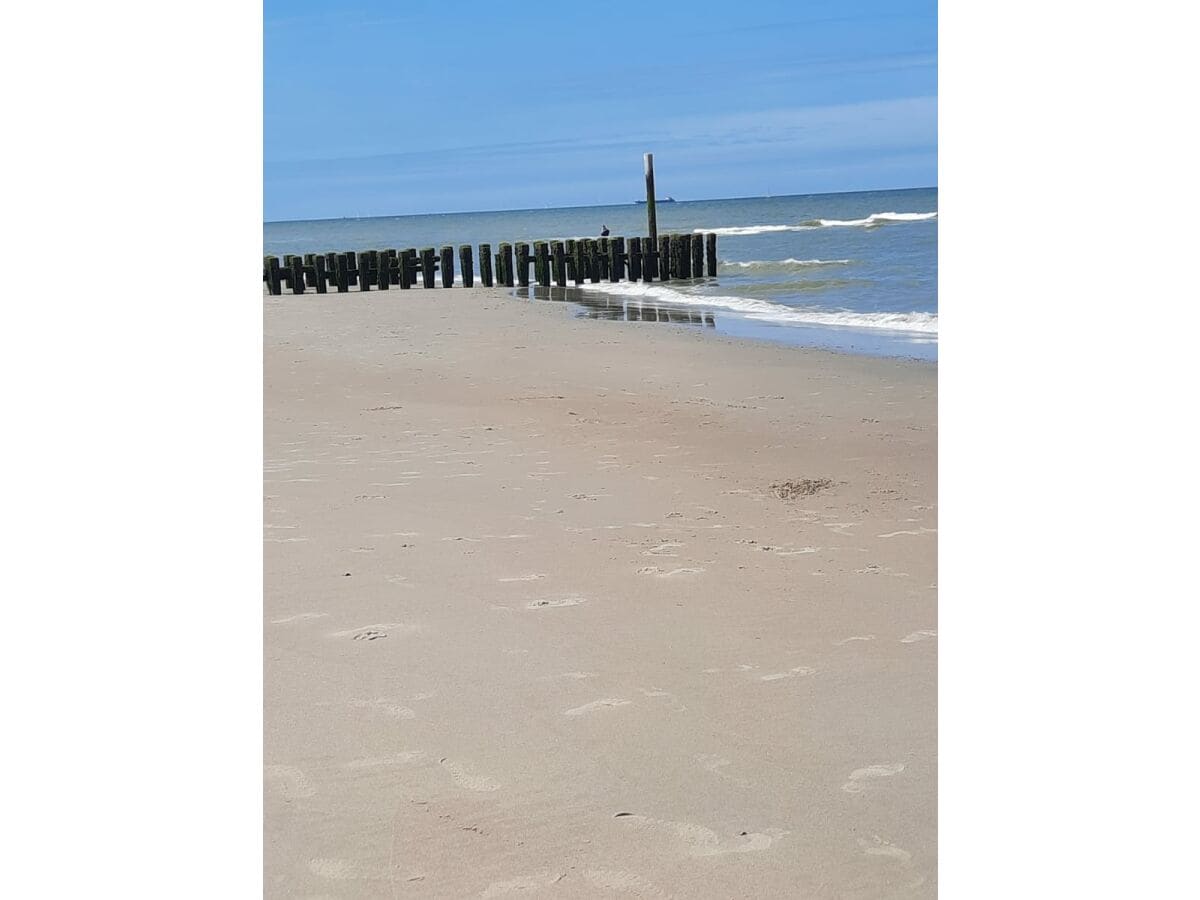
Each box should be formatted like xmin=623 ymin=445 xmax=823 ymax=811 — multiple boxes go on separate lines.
xmin=264 ymin=288 xmax=936 ymax=898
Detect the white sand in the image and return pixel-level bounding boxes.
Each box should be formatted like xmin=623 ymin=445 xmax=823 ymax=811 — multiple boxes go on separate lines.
xmin=265 ymin=288 xmax=936 ymax=897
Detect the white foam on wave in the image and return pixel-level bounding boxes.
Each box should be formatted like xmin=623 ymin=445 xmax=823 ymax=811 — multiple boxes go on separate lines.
xmin=702 ymin=224 xmax=808 ymax=236
xmin=722 ymin=258 xmax=850 ymax=269
xmin=698 ymin=211 xmax=936 ymax=235
xmin=802 ymin=211 xmax=938 ymax=228
xmin=574 ymin=281 xmax=937 ymax=336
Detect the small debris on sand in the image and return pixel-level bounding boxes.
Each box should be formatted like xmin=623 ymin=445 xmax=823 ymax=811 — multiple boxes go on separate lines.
xmin=770 ymin=478 xmax=833 ymax=499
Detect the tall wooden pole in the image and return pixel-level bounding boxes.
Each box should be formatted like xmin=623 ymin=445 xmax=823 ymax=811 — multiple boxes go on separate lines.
xmin=644 ymin=152 xmax=658 ymax=250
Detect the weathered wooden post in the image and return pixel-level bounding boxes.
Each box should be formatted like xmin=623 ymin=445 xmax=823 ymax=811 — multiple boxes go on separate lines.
xmin=312 ymin=255 xmax=328 ymax=293
xmin=279 ymin=254 xmax=294 ymax=292
xmin=578 ymin=241 xmax=590 ymax=282
xmin=705 ymin=232 xmax=717 ymax=276
xmin=551 ymin=240 xmax=566 ymax=286
xmin=360 ymin=251 xmax=376 ymax=291
xmin=345 ymin=251 xmax=359 ymax=288
xmin=598 ymin=237 xmax=611 ymax=281
xmin=420 ymin=248 xmax=437 ymax=289
xmin=394 ymin=249 xmax=410 ymax=289
xmin=691 ymin=233 xmax=704 ymax=277
xmin=460 ymin=245 xmax=474 ymax=287
xmin=533 ymin=242 xmax=550 ymax=287
xmin=579 ymin=240 xmax=591 ymax=282
xmin=644 ymin=152 xmax=658 ymax=249
xmin=334 ymin=253 xmax=350 ymax=292
xmin=609 ymin=237 xmax=625 ymax=282
xmin=642 ymin=236 xmax=657 ymax=280
xmin=515 ymin=242 xmax=531 ymax=287
xmin=375 ymin=251 xmax=390 ymax=291
xmin=658 ymin=235 xmax=672 ymax=281
xmin=627 ymin=238 xmax=642 ymax=282
xmin=675 ymin=234 xmax=692 ymax=279
xmin=586 ymin=240 xmax=602 ymax=283
xmin=302 ymin=254 xmax=317 ymax=288
xmin=264 ymin=256 xmax=282 ymax=295
xmin=479 ymin=243 xmax=493 ymax=287
xmin=370 ymin=250 xmax=383 ymax=287
xmin=564 ymin=240 xmax=579 ymax=284
xmin=289 ymin=255 xmax=305 ymax=294
xmin=410 ymin=249 xmax=421 ymax=287
xmin=440 ymin=246 xmax=454 ymax=287
xmin=499 ymin=243 xmax=514 ymax=287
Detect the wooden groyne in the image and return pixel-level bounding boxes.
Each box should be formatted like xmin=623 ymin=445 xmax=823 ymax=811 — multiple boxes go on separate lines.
xmin=263 ymin=232 xmax=719 ymax=295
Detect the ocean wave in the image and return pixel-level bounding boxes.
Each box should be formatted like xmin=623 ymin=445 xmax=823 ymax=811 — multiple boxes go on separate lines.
xmin=701 ymin=224 xmax=809 ymax=236
xmin=573 ymin=281 xmax=937 ymax=335
xmin=721 ymin=258 xmax=851 ymax=269
xmin=699 ymin=211 xmax=936 ymax=235
xmin=798 ymin=211 xmax=938 ymax=228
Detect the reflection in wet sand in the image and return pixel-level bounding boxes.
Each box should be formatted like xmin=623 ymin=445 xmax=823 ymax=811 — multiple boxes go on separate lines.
xmin=522 ymin=285 xmax=716 ymax=328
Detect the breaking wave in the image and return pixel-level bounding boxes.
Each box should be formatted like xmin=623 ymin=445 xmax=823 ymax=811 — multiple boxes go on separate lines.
xmin=699 ymin=211 xmax=936 ymax=235
xmin=701 ymin=224 xmax=808 ymax=236
xmin=721 ymin=258 xmax=851 ymax=270
xmin=798 ymin=211 xmax=938 ymax=228
xmin=573 ymin=281 xmax=937 ymax=336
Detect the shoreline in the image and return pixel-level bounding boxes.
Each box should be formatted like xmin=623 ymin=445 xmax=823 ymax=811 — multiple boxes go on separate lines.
xmin=265 ymin=283 xmax=940 ymax=362
xmin=548 ymin=284 xmax=938 ymax=361
xmin=265 ymin=287 xmax=936 ymax=897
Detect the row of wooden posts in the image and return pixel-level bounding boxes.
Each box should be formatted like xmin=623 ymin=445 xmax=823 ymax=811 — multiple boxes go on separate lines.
xmin=263 ymin=232 xmax=718 ymax=295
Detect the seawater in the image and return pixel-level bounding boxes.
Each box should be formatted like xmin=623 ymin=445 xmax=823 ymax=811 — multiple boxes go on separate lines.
xmin=264 ymin=187 xmax=937 ymax=361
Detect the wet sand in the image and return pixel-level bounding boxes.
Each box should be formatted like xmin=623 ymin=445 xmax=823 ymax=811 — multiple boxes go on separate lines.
xmin=264 ymin=287 xmax=936 ymax=898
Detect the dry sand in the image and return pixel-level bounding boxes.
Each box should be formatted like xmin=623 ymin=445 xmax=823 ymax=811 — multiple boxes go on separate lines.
xmin=264 ymin=287 xmax=936 ymax=898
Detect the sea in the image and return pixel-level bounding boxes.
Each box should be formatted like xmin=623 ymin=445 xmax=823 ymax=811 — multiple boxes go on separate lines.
xmin=264 ymin=187 xmax=937 ymax=361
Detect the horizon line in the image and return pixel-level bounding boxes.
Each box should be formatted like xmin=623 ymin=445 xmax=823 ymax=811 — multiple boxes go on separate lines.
xmin=264 ymin=185 xmax=938 ymax=226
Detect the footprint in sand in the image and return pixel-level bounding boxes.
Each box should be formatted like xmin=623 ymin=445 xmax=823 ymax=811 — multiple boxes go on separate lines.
xmin=824 ymin=522 xmax=858 ymax=535
xmin=877 ymin=527 xmax=937 ymax=538
xmin=640 ymin=688 xmax=687 ymax=711
xmin=330 ymin=622 xmax=414 ymax=639
xmin=842 ymin=763 xmax=905 ymax=794
xmin=859 ymin=836 xmax=913 ymax=864
xmin=498 ymin=574 xmax=546 ymax=582
xmin=582 ymin=869 xmax=668 ymax=897
xmin=350 ymin=698 xmax=416 ymax=719
xmin=270 ymin=612 xmax=327 ymax=625
xmin=900 ymin=629 xmax=937 ymax=643
xmin=642 ymin=542 xmax=683 ymax=557
xmin=439 ymin=758 xmax=501 ymax=792
xmin=835 ymin=635 xmax=876 ymax=645
xmin=564 ymin=698 xmax=631 ymax=717
xmin=612 ymin=813 xmax=787 ymax=858
xmin=343 ymin=751 xmax=424 ymax=769
xmin=637 ymin=566 xmax=705 ymax=577
xmin=307 ymin=857 xmax=412 ymax=882
xmin=760 ymin=666 xmax=817 ymax=682
xmin=265 ymin=764 xmax=315 ymax=800
xmin=526 ymin=597 xmax=587 ymax=610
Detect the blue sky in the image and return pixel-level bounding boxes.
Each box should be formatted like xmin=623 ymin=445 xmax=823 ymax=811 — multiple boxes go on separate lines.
xmin=264 ymin=0 xmax=936 ymax=221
